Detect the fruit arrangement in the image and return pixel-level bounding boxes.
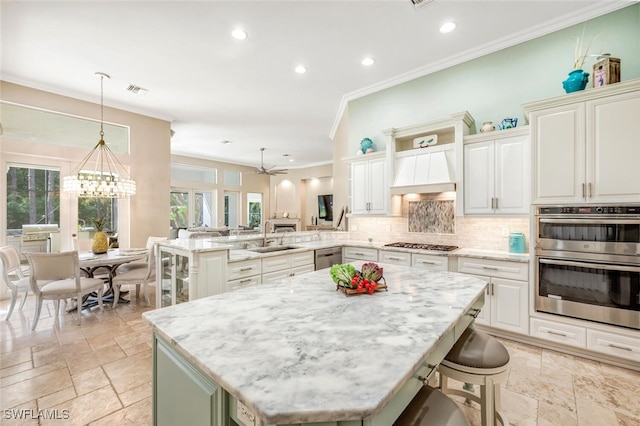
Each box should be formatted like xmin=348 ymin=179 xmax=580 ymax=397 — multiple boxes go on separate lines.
xmin=330 ymin=262 xmax=387 ymax=296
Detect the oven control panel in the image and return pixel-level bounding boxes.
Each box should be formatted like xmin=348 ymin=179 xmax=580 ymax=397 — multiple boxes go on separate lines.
xmin=539 ymin=205 xmax=640 ymax=215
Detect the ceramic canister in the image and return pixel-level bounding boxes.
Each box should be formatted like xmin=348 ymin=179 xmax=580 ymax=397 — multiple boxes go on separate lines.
xmin=508 ymin=232 xmax=526 ymax=253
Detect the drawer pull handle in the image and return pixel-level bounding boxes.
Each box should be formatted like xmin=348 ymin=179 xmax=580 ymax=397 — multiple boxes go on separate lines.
xmin=417 ymin=364 xmax=437 ymax=383
xmin=419 ymin=260 xmax=437 ymax=265
xmin=547 ymin=330 xmax=568 ymax=337
xmin=482 ymin=266 xmax=499 ymax=270
xmin=354 ymin=252 xmax=364 ymax=255
xmin=239 ymin=267 xmax=254 ymax=272
xmin=239 ymin=279 xmax=252 ymax=284
xmin=468 ymin=308 xmax=481 ymax=319
xmin=608 ymin=343 xmax=632 ymax=351
xmin=388 ymin=256 xmax=402 ymax=261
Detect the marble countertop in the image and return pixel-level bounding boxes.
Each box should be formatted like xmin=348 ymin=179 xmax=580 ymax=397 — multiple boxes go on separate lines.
xmin=157 ymin=238 xmax=233 ymax=253
xmin=455 ymin=248 xmax=530 ymax=263
xmin=143 ymin=263 xmax=487 ymax=424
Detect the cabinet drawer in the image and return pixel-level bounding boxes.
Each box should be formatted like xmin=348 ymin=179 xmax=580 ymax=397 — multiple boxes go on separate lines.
xmin=344 ymin=246 xmax=378 ymax=262
xmin=227 ymin=259 xmax=261 ymax=281
xmin=379 ymin=250 xmax=411 ymax=266
xmin=290 ymin=251 xmax=314 ymax=268
xmin=586 ymin=329 xmax=640 ymax=362
xmin=411 ymin=253 xmax=448 ymax=271
xmin=290 ymin=264 xmax=315 ymax=277
xmin=457 ymin=258 xmax=528 ymax=281
xmin=262 ymin=255 xmax=292 ymax=273
xmin=227 ymin=275 xmax=261 ymax=292
xmin=530 ymin=318 xmax=586 ymax=348
xmin=262 ymin=269 xmax=292 ymax=283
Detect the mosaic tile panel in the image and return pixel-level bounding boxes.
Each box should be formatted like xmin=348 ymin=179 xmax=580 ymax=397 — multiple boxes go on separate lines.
xmin=408 ymin=200 xmax=455 ymax=234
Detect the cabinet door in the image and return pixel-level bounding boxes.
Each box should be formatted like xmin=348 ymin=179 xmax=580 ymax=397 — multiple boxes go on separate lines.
xmin=351 ymin=161 xmax=370 ymax=214
xmin=290 ymin=264 xmax=315 ymax=277
xmin=368 ymin=157 xmax=388 ymax=214
xmin=464 ymin=141 xmax=494 ymax=214
xmin=495 ymin=135 xmax=529 ymax=214
xmin=194 ymin=253 xmax=227 ymax=299
xmin=262 ymin=255 xmax=291 ymax=274
xmin=531 ymin=103 xmax=586 ymax=204
xmin=262 ymin=269 xmax=292 ymax=283
xmin=379 ymin=250 xmax=411 ymax=266
xmin=411 ymin=253 xmax=448 ymax=271
xmin=588 ymin=91 xmax=640 ymax=202
xmin=158 ymin=248 xmax=174 ymax=308
xmin=490 ymin=277 xmax=528 ymax=334
xmin=155 ymin=336 xmax=222 ymax=426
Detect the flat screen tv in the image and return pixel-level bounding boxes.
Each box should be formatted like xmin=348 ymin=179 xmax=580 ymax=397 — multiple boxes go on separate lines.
xmin=318 ymin=194 xmax=333 ymax=222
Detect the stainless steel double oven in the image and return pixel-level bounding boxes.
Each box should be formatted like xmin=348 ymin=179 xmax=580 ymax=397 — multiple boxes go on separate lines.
xmin=535 ymin=205 xmax=640 ymax=330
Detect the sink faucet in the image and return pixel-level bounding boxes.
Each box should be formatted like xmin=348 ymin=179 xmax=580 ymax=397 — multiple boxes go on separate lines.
xmin=263 ymin=220 xmax=272 ymax=247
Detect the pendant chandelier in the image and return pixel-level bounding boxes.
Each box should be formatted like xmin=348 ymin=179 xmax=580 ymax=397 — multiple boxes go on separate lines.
xmin=63 ymin=72 xmax=136 ymax=198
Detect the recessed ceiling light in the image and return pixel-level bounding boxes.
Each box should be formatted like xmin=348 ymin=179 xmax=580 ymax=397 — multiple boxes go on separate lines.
xmin=295 ymin=65 xmax=307 ymax=74
xmin=362 ymin=57 xmax=375 ymax=66
xmin=231 ymin=28 xmax=248 ymax=40
xmin=439 ymin=21 xmax=456 ymax=34
xmin=289 ymin=158 xmax=294 ymax=162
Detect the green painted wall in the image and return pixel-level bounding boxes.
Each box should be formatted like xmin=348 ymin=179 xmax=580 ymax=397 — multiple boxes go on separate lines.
xmin=347 ymin=4 xmax=640 ymax=153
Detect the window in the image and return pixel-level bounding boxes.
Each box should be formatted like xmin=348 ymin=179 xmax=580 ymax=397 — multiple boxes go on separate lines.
xmin=247 ymin=193 xmax=263 ymax=229
xmin=224 ymin=191 xmax=240 ymax=227
xmin=171 ymin=189 xmax=215 ymax=229
xmin=78 ymin=198 xmax=118 ymax=232
xmin=223 ymin=170 xmax=241 ymax=186
xmin=6 ymin=165 xmax=60 ymax=230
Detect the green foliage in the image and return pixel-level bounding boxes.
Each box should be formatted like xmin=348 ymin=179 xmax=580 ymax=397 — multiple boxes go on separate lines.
xmin=329 ymin=264 xmax=356 ymax=286
xmin=91 ymin=217 xmax=108 ymax=231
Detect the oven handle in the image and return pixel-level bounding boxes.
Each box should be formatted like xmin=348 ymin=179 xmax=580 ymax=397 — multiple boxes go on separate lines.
xmin=539 ymin=258 xmax=640 ymax=273
xmin=538 ymin=218 xmax=640 ymax=225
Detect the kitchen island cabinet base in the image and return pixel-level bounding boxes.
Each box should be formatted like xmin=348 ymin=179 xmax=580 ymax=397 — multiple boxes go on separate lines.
xmin=151 ymin=292 xmax=484 ymax=426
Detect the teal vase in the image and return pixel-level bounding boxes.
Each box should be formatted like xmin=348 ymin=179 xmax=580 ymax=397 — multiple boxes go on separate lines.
xmin=562 ymin=69 xmax=589 ymax=93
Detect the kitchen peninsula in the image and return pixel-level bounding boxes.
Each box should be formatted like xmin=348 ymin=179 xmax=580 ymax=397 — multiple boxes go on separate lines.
xmin=143 ymin=263 xmax=487 ymax=426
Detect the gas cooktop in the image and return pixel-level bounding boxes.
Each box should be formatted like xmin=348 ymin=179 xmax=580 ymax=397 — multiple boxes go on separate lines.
xmin=384 ymin=242 xmax=459 ymax=252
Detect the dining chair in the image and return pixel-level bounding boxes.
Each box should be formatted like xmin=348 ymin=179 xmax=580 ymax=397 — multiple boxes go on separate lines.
xmin=0 ymin=245 xmax=31 ymax=320
xmin=25 ymin=251 xmax=105 ymax=330
xmin=112 ymin=236 xmax=167 ymax=307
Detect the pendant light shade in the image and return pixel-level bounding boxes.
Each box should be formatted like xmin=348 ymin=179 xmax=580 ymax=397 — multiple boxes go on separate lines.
xmin=63 ymin=72 xmax=136 ymax=198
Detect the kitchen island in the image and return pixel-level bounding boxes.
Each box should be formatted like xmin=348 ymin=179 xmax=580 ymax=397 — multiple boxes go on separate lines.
xmin=143 ymin=263 xmax=487 ymax=426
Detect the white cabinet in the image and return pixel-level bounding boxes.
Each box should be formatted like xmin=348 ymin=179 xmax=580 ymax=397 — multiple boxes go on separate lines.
xmin=457 ymin=257 xmax=529 ymax=334
xmin=343 ymin=246 xmax=378 ymax=263
xmin=526 ymin=80 xmax=640 ymax=204
xmin=531 ymin=317 xmax=640 ymax=363
xmin=227 ymin=258 xmax=261 ymax=291
xmin=350 ymin=154 xmax=389 ymax=215
xmin=378 ymin=250 xmax=411 ymax=266
xmin=463 ymin=129 xmax=529 ymax=214
xmin=157 ymin=245 xmax=227 ymax=307
xmin=411 ymin=253 xmax=449 ymax=271
xmin=261 ymin=251 xmax=314 ymax=283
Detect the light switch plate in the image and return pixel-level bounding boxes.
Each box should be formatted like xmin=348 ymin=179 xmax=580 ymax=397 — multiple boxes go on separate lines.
xmin=502 ymin=226 xmax=509 ymax=237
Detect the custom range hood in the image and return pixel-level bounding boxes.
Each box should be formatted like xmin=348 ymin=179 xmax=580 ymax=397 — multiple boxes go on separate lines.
xmin=390 ymin=145 xmax=456 ymax=195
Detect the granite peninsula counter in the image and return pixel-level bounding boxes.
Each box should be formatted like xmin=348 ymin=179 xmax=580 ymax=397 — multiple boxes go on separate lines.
xmin=144 ymin=263 xmax=487 ymax=426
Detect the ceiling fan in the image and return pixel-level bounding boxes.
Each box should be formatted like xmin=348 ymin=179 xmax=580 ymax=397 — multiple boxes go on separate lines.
xmin=255 ymin=147 xmax=288 ymax=175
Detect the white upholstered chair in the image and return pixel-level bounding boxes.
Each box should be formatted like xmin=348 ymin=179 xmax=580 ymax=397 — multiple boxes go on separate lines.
xmin=25 ymin=251 xmax=105 ymax=330
xmin=112 ymin=236 xmax=167 ymax=307
xmin=1 ymin=245 xmax=31 ymax=320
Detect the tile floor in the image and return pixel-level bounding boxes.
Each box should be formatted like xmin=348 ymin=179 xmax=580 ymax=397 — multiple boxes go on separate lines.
xmin=1 ymin=283 xmax=639 ymax=426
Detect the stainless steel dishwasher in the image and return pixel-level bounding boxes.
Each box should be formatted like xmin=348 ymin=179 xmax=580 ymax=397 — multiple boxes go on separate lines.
xmin=315 ymin=247 xmax=343 ymax=270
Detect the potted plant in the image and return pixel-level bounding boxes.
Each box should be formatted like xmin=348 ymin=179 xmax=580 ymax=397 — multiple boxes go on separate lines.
xmin=91 ymin=217 xmax=109 ymax=254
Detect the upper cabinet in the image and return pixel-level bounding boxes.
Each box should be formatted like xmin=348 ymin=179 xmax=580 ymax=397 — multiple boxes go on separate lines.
xmin=349 ymin=153 xmax=389 ymax=215
xmin=463 ymin=127 xmax=530 ymax=215
xmin=525 ymin=79 xmax=640 ymax=204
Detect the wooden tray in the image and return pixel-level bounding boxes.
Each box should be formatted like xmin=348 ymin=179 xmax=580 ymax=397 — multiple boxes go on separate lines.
xmin=336 ymin=284 xmax=388 ymax=296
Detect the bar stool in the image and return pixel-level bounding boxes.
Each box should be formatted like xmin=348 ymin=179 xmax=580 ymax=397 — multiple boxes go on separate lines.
xmin=439 ymin=328 xmax=510 ymax=426
xmin=393 ymin=385 xmax=470 ymax=426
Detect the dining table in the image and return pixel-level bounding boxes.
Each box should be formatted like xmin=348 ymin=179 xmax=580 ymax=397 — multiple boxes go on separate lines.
xmin=67 ymin=248 xmax=148 ymax=311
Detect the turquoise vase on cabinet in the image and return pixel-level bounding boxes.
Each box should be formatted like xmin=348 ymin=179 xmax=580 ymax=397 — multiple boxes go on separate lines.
xmin=562 ymin=69 xmax=589 ymax=93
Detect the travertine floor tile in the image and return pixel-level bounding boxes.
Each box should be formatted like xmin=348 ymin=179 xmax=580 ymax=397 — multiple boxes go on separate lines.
xmin=41 ymin=385 xmax=122 ymax=426
xmin=576 ymin=395 xmax=620 ymax=426
xmin=89 ymin=396 xmax=152 ymax=425
xmin=71 ymin=366 xmax=110 ymax=396
xmin=0 ymin=367 xmax=72 ymax=409
xmin=538 ymin=400 xmax=578 ymax=426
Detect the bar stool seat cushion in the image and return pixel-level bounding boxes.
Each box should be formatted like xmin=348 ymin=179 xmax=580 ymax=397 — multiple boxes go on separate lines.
xmin=444 ymin=328 xmax=509 ymax=369
xmin=393 ymin=386 xmax=470 ymax=426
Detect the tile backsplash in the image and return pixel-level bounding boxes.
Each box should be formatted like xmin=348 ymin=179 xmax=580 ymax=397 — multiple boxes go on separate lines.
xmin=408 ymin=200 xmax=455 ymax=234
xmin=348 ymin=214 xmax=530 ymax=252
